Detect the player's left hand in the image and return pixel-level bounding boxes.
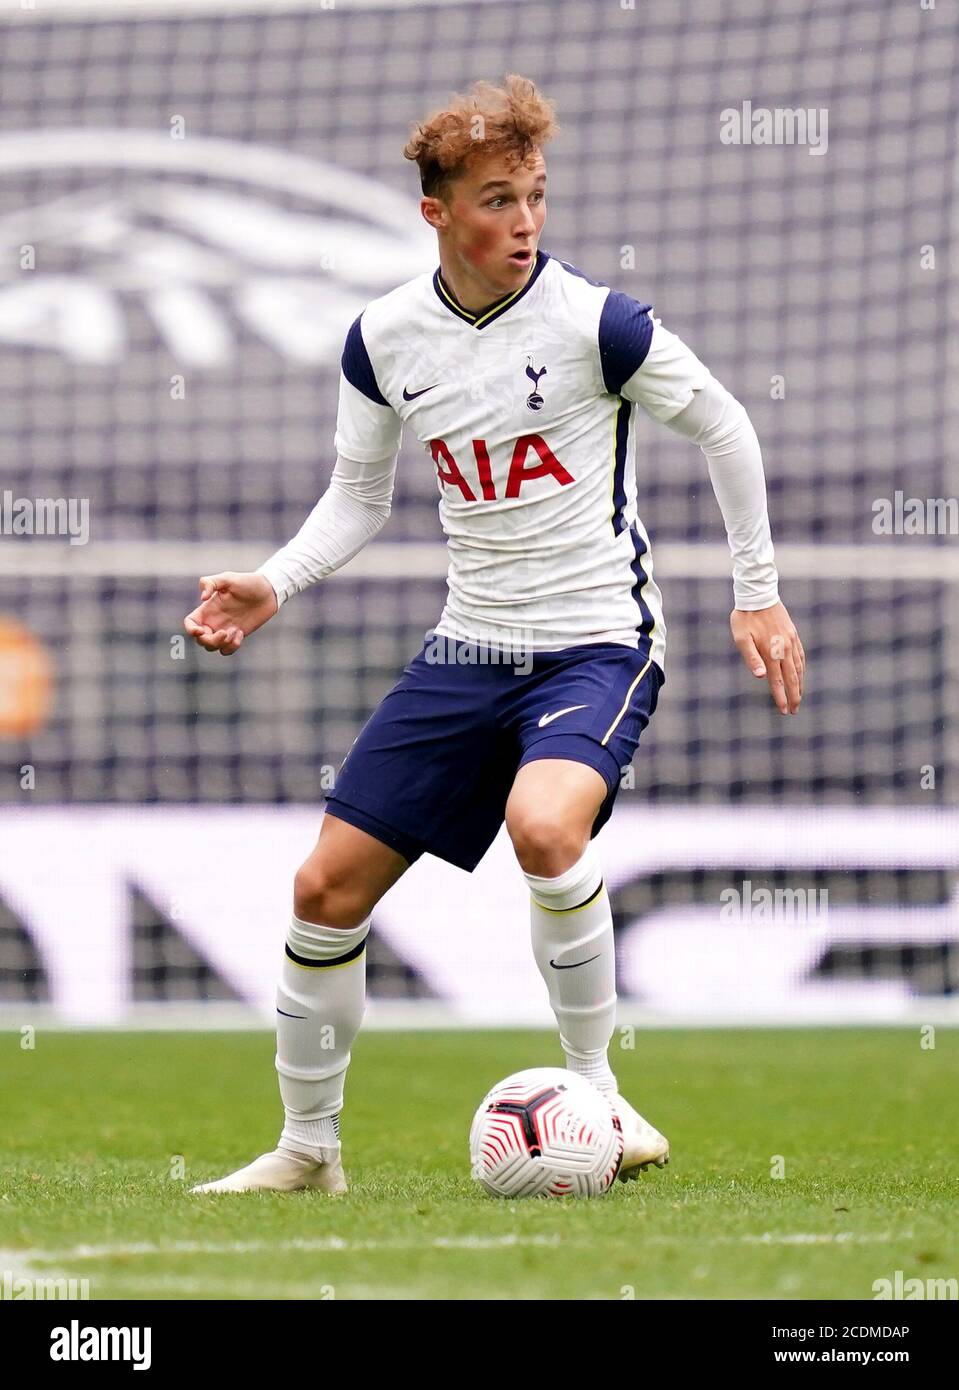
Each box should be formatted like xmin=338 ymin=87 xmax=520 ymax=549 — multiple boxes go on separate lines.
xmin=730 ymin=601 xmax=805 ymax=715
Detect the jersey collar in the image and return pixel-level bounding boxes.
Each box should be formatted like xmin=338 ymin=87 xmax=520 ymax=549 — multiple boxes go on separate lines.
xmin=432 ymin=249 xmax=549 ymax=329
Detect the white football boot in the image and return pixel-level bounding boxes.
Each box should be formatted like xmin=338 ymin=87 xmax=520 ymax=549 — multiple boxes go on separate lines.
xmin=610 ymin=1094 xmax=670 ymax=1180
xmin=189 ymin=1147 xmax=347 ymax=1195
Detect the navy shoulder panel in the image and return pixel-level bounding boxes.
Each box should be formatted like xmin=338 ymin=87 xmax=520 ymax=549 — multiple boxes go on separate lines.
xmin=598 ymin=289 xmax=654 ymax=394
xmin=341 ymin=315 xmax=389 ymax=407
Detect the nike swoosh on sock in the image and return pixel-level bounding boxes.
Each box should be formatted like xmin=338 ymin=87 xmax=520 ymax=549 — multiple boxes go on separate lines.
xmin=549 ymin=953 xmax=600 ymax=970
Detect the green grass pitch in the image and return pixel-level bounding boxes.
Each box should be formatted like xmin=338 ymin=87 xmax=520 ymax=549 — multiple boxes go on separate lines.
xmin=1 ymin=1028 xmax=956 ymax=1301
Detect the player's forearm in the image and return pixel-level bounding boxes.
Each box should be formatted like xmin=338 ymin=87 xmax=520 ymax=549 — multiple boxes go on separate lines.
xmin=256 ymin=453 xmax=395 ymax=606
xmin=664 ymin=378 xmax=780 ymax=610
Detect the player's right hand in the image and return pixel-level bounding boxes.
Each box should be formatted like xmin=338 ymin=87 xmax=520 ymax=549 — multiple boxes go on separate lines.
xmin=183 ymin=571 xmax=278 ymax=655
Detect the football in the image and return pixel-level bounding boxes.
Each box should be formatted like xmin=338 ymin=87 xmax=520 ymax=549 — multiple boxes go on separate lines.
xmin=469 ymin=1067 xmax=624 ymax=1198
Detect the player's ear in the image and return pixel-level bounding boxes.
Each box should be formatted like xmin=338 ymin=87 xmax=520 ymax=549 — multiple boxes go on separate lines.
xmin=420 ymin=196 xmax=449 ymax=231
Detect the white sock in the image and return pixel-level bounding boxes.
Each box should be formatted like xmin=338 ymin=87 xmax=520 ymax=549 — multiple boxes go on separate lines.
xmin=525 ymin=844 xmax=618 ymax=1096
xmin=274 ymin=912 xmax=369 ymax=1162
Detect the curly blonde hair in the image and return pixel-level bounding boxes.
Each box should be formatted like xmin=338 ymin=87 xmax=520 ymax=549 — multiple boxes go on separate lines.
xmin=403 ymin=74 xmax=558 ymax=198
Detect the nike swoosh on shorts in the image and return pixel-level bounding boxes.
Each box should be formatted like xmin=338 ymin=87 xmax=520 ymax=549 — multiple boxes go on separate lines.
xmin=537 ymin=704 xmax=588 ymax=728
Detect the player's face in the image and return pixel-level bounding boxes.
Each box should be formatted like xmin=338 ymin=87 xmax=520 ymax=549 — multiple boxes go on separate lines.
xmin=431 ymin=150 xmax=547 ymax=300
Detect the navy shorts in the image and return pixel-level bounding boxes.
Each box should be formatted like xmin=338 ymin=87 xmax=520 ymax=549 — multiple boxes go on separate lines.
xmin=325 ymin=636 xmax=664 ymax=873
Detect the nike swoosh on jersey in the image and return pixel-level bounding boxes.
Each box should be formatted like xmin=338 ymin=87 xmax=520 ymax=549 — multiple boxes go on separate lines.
xmin=537 ymin=704 xmax=588 ymax=728
xmin=402 ymin=383 xmax=437 ymax=400
xmin=549 ymin=954 xmax=601 ymax=970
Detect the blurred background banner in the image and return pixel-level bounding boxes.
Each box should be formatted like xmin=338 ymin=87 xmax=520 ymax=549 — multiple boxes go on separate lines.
xmin=0 ymin=0 xmax=956 ymax=1024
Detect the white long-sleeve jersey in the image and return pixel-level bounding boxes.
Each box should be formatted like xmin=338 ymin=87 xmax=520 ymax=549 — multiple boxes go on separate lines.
xmin=257 ymin=250 xmax=779 ymax=672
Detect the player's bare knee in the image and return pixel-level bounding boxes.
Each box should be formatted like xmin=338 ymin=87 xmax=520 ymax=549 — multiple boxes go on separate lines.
xmin=293 ymin=864 xmax=370 ymax=929
xmin=506 ymin=807 xmax=587 ymax=878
